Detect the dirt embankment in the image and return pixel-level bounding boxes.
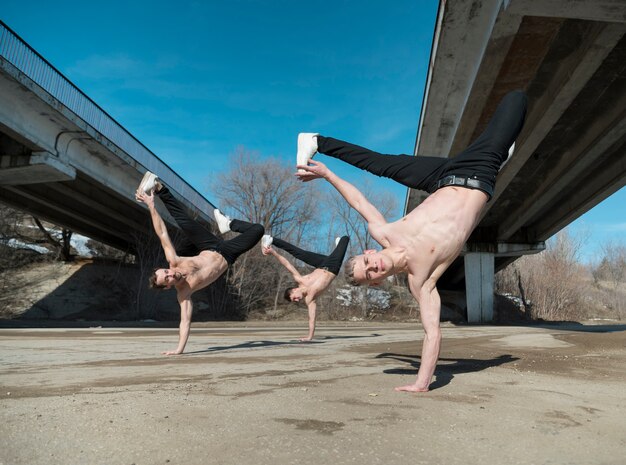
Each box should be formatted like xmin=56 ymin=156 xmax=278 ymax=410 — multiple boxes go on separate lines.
xmin=1 ymin=258 xmax=623 ymax=326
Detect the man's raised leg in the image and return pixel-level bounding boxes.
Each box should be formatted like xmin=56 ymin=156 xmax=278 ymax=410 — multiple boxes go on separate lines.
xmin=218 ymin=219 xmax=264 ymax=265
xmin=319 ymin=236 xmax=350 ymax=275
xmin=156 ymin=186 xmax=222 ymax=252
xmin=453 ymin=90 xmax=527 ymax=166
xmin=298 ymin=133 xmax=447 ymax=191
xmin=272 ymin=237 xmax=327 ymax=269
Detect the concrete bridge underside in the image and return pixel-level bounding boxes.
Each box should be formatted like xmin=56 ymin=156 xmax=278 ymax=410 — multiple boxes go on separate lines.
xmin=407 ymin=0 xmax=626 ymax=321
xmin=0 ymin=50 xmax=216 ymax=254
xmin=0 ymin=4 xmax=624 ymax=322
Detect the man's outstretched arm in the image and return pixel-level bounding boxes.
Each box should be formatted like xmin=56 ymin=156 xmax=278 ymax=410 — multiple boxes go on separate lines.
xmin=136 ymin=190 xmax=178 ymax=265
xmin=264 ymin=247 xmax=304 ymax=284
xmin=297 ymin=160 xmax=387 ymax=227
xmin=300 ymin=300 xmax=317 ymax=342
xmin=163 ymin=292 xmax=193 ymax=355
xmin=395 ymin=277 xmax=442 ymax=393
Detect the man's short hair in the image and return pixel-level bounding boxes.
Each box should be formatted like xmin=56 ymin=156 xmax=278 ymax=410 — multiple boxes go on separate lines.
xmin=148 ymin=268 xmax=167 ymax=290
xmin=343 ymin=256 xmax=361 ymax=286
xmin=284 ymin=286 xmax=297 ymax=302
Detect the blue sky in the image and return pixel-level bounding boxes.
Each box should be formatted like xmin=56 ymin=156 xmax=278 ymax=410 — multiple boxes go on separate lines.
xmin=2 ymin=0 xmax=624 ymax=262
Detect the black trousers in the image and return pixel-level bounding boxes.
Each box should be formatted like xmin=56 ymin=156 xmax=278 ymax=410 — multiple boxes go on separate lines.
xmin=273 ymin=236 xmax=350 ymax=275
xmin=157 ymin=187 xmax=264 ymax=265
xmin=317 ymin=90 xmax=527 ymax=199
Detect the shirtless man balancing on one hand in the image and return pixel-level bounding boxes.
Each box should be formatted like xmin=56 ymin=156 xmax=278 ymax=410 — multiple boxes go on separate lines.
xmin=261 ymin=234 xmax=349 ymax=341
xmin=135 ymin=172 xmax=264 ymax=355
xmin=295 ymin=90 xmax=527 ymax=392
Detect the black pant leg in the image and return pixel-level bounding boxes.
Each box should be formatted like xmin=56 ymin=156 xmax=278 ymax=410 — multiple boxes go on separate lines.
xmin=217 ymin=219 xmax=264 ymax=265
xmin=273 ymin=238 xmax=327 ymax=268
xmin=320 ymin=236 xmax=350 ymax=275
xmin=466 ymin=90 xmax=528 ymax=163
xmin=442 ymin=90 xmax=528 ymax=188
xmin=317 ymin=136 xmax=447 ymax=191
xmin=156 ymin=187 xmax=222 ymax=252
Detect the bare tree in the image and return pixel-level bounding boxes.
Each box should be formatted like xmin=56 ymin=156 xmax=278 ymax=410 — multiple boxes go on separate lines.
xmin=213 ymin=147 xmax=321 ymax=238
xmin=326 ymin=179 xmax=398 ymax=252
xmin=496 ymin=229 xmax=588 ymax=320
xmin=0 ymin=204 xmax=75 ymax=261
xmin=31 ymin=218 xmax=73 ymax=261
xmin=593 ymin=240 xmax=626 ymax=286
xmin=208 ymin=147 xmax=325 ymax=316
xmin=592 ymin=239 xmax=626 ymax=316
xmin=326 ymin=179 xmax=399 ymax=318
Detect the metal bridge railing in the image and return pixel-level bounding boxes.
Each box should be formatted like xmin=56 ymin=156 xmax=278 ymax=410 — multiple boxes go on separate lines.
xmin=0 ymin=20 xmax=215 ymax=214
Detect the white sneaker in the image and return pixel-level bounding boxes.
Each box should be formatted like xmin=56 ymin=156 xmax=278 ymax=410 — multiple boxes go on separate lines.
xmin=500 ymin=142 xmax=516 ymax=171
xmin=138 ymin=171 xmax=159 ymax=195
xmin=507 ymin=141 xmax=515 ymax=160
xmin=214 ymin=209 xmax=231 ymax=234
xmin=297 ymin=133 xmax=319 ymax=172
xmin=261 ymin=234 xmax=273 ymax=249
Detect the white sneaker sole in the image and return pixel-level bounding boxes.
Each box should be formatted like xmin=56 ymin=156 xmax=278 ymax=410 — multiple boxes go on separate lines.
xmin=500 ymin=142 xmax=516 ymax=171
xmin=138 ymin=171 xmax=158 ymax=198
xmin=297 ymin=133 xmax=318 ymax=172
xmin=262 ymin=235 xmax=273 ymax=248
xmin=214 ymin=209 xmax=231 ymax=234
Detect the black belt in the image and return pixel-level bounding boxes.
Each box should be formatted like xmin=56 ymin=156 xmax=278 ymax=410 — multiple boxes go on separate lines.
xmin=435 ymin=175 xmax=493 ymax=198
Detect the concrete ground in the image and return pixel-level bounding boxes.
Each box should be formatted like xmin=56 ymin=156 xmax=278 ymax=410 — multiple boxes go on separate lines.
xmin=1 ymin=321 xmax=625 ymax=465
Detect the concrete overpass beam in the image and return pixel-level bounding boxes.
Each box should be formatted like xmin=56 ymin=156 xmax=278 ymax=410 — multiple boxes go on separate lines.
xmin=506 ymin=0 xmax=626 ymax=23
xmin=498 ymin=108 xmax=626 ymax=240
xmin=0 ymin=150 xmax=75 ymax=185
xmin=1 ymin=184 xmax=130 ymax=242
xmin=491 ymin=22 xmax=625 ymax=205
xmin=416 ymin=0 xmax=504 ymax=158
xmin=494 ymin=241 xmax=546 ymax=256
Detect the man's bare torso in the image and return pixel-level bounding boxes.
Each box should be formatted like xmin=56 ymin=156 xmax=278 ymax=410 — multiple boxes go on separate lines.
xmin=174 ymin=250 xmax=228 ymax=293
xmin=301 ymin=268 xmax=336 ymax=300
xmin=373 ymin=186 xmax=488 ymax=283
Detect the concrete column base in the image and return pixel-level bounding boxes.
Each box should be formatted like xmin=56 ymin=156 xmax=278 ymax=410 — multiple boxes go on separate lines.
xmin=464 ymin=252 xmax=495 ymax=323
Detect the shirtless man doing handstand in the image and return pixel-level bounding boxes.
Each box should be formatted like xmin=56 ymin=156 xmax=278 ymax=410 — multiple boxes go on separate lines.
xmin=295 ymin=90 xmax=527 ymax=392
xmin=135 ymin=172 xmax=264 ymax=355
xmin=261 ymin=234 xmax=349 ymax=341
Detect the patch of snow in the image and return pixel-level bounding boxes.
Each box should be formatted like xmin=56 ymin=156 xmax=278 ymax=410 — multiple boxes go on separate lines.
xmin=5 ymin=239 xmax=49 ymax=254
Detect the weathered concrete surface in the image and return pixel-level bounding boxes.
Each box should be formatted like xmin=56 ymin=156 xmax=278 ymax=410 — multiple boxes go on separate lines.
xmin=1 ymin=322 xmax=625 ymax=465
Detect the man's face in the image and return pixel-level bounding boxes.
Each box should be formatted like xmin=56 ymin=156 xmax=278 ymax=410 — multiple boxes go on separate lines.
xmin=289 ymin=288 xmax=304 ymax=302
xmin=351 ymin=250 xmax=390 ymax=285
xmin=154 ymin=268 xmax=183 ymax=288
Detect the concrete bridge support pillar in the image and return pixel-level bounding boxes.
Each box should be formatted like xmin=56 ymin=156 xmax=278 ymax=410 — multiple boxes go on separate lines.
xmin=464 ymin=252 xmax=494 ymax=323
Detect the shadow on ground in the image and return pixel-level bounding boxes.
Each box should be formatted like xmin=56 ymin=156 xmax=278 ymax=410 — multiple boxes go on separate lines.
xmin=377 ymin=353 xmax=518 ymax=390
xmin=187 ymin=333 xmax=383 ymax=354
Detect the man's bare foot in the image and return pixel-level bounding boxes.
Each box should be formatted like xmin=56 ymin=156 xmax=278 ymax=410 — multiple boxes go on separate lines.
xmin=161 ymin=350 xmax=183 ymax=356
xmin=298 ymin=337 xmax=313 ymax=342
xmin=394 ymin=384 xmax=429 ymax=393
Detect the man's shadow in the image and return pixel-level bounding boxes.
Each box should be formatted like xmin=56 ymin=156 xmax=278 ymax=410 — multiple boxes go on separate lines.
xmin=186 ymin=333 xmax=382 ymax=354
xmin=377 ymin=352 xmax=519 ymax=390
